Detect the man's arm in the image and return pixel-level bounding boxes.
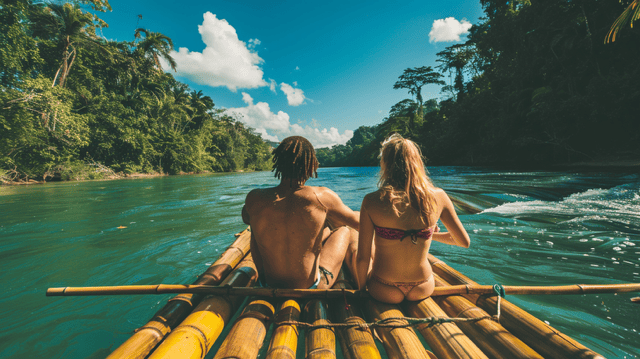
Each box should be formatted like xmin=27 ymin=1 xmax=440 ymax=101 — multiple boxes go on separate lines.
xmin=318 ymin=187 xmax=360 ymax=229
xmin=249 ymin=232 xmax=265 ymax=283
xmin=242 ymin=205 xmax=250 ymax=225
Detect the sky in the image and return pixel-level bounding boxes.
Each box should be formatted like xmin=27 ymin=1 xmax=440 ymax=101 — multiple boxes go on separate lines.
xmin=97 ymin=0 xmax=485 ymax=148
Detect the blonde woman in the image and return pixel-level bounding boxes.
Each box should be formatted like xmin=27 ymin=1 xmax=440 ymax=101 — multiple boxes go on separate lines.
xmin=355 ymin=134 xmax=470 ymax=303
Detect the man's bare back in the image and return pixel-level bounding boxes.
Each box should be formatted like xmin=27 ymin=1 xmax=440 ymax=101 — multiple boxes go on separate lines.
xmin=243 ymin=181 xmax=359 ymax=289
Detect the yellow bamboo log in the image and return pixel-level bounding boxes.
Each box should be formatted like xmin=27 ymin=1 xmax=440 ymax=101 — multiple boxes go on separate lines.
xmin=332 ymin=271 xmax=381 ymax=359
xmin=428 ymin=254 xmax=605 ymax=359
xmin=147 ymin=254 xmax=257 ymax=359
xmin=213 ymin=298 xmax=275 ymax=359
xmin=265 ymin=300 xmax=301 ymax=359
xmin=405 ymin=297 xmax=488 ymax=359
xmin=431 ymin=274 xmax=543 ymax=359
xmin=106 ymin=230 xmax=250 ymax=359
xmin=365 ymin=300 xmax=431 ymax=359
xmin=305 ymin=299 xmax=336 ymax=359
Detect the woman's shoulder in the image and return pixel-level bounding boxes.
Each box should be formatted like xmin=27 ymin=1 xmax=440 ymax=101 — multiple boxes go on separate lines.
xmin=363 ymin=190 xmax=384 ymax=203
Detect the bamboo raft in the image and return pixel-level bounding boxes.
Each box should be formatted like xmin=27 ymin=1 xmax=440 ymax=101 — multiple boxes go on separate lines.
xmin=49 ymin=228 xmax=639 ymax=359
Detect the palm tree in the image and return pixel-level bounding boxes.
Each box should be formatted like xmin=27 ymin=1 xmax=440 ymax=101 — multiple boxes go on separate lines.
xmin=605 ymin=0 xmax=640 ymax=43
xmin=34 ymin=3 xmax=106 ymax=87
xmin=134 ymin=28 xmax=177 ymax=73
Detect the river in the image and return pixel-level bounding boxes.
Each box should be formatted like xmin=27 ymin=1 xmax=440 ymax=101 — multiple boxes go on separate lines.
xmin=1 ymin=167 xmax=639 ymax=358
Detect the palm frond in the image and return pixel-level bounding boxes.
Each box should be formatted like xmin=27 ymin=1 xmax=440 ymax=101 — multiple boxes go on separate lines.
xmin=605 ymin=0 xmax=640 ymax=43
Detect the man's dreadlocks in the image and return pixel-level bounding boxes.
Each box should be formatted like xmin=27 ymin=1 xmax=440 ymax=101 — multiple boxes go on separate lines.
xmin=272 ymin=136 xmax=319 ymax=186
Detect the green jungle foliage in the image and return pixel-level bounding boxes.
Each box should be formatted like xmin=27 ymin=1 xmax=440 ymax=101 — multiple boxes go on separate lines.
xmin=1 ymin=0 xmax=272 ymax=182
xmin=319 ymin=0 xmax=640 ymax=167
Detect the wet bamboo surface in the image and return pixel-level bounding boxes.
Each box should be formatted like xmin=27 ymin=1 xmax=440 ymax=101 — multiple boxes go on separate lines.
xmin=365 ymin=300 xmax=431 ymax=359
xmin=305 ymin=299 xmax=337 ymax=359
xmin=404 ymin=297 xmax=488 ymax=359
xmin=96 ymin=229 xmax=608 ymax=359
xmin=431 ymin=274 xmax=543 ymax=359
xmin=106 ymin=230 xmax=251 ymax=359
xmin=428 ymin=253 xmax=606 ymax=359
xmin=265 ymin=300 xmax=302 ymax=359
xmin=332 ymin=271 xmax=382 ymax=359
xmin=213 ymin=298 xmax=275 ymax=359
xmin=147 ymin=254 xmax=258 ymax=359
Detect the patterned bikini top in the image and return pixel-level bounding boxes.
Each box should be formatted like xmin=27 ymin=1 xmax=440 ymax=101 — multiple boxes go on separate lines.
xmin=373 ymin=224 xmax=439 ymax=245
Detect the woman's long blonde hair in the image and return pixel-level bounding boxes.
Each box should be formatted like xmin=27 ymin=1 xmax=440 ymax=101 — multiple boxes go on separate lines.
xmin=378 ymin=134 xmax=435 ymax=225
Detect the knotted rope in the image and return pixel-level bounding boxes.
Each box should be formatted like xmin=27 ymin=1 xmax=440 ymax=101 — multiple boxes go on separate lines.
xmin=271 ymin=284 xmax=506 ymax=330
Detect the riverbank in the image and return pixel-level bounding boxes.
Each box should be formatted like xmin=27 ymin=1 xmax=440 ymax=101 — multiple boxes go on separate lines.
xmin=0 ymin=171 xmax=168 ymax=186
xmin=4 ymin=158 xmax=639 ymax=186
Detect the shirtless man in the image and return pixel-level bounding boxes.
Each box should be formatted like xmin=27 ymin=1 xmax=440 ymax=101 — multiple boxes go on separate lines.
xmin=242 ymin=136 xmax=359 ymax=289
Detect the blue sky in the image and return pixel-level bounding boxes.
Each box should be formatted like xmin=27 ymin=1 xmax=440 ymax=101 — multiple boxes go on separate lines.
xmin=97 ymin=0 xmax=485 ymax=147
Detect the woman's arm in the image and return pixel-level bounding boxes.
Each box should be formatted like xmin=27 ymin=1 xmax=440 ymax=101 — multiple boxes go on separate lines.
xmin=355 ymin=196 xmax=375 ymax=290
xmin=432 ymin=190 xmax=471 ymax=248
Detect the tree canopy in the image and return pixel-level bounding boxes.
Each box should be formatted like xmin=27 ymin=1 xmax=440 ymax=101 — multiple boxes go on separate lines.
xmin=319 ymin=0 xmax=640 ymax=168
xmin=1 ymin=0 xmax=272 ymax=183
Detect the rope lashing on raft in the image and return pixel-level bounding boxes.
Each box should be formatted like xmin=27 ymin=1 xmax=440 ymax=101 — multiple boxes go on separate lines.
xmin=269 ymin=284 xmax=506 ymax=331
xmin=274 ymin=314 xmax=498 ymax=331
xmin=492 ymin=283 xmax=506 ymax=322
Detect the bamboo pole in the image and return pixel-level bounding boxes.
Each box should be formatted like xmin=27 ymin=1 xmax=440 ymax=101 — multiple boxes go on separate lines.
xmin=332 ymin=271 xmax=382 ymax=359
xmin=212 ymin=298 xmax=275 ymax=359
xmin=146 ymin=254 xmax=258 ymax=359
xmin=428 ymin=254 xmax=606 ymax=359
xmin=265 ymin=300 xmax=301 ymax=359
xmin=365 ymin=300 xmax=431 ymax=359
xmin=47 ymin=282 xmax=640 ymax=298
xmin=404 ymin=297 xmax=488 ymax=359
xmin=430 ymin=274 xmax=543 ymax=359
xmin=106 ymin=230 xmax=251 ymax=359
xmin=305 ymin=299 xmax=337 ymax=359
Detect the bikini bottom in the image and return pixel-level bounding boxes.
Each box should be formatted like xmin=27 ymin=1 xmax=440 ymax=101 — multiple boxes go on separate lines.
xmin=258 ymin=266 xmax=333 ymax=289
xmin=369 ymin=273 xmax=431 ymax=296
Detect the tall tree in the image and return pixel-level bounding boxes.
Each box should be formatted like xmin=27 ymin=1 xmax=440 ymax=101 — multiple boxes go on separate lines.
xmin=32 ymin=3 xmax=107 ymax=88
xmin=134 ymin=28 xmax=177 ymax=73
xmin=393 ymin=66 xmax=444 ymax=121
xmin=436 ymin=44 xmax=475 ymax=100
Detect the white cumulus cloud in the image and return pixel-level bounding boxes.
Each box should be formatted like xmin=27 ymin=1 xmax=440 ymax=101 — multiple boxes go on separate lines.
xmin=167 ymin=12 xmax=267 ymax=91
xmin=280 ymin=82 xmax=306 ymax=106
xmin=288 ymin=124 xmax=354 ymax=148
xmin=429 ymin=17 xmax=472 ymax=43
xmin=225 ymin=93 xmax=291 ymax=142
xmin=225 ymin=94 xmax=352 ymax=147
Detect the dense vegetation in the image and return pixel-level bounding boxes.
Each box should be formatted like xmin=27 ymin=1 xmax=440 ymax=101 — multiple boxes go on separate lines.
xmin=1 ymin=0 xmax=272 ymax=183
xmin=3 ymin=0 xmax=639 ymax=183
xmin=318 ymin=0 xmax=640 ymax=167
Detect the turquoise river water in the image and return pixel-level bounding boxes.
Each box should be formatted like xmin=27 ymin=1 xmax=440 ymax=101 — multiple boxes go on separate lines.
xmin=1 ymin=167 xmax=639 ymax=358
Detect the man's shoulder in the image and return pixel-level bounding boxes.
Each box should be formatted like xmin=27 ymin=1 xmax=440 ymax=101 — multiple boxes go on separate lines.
xmin=304 ymin=186 xmax=340 ymax=200
xmin=303 ymin=185 xmax=330 ymax=193
xmin=245 ymin=187 xmax=275 ymax=203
